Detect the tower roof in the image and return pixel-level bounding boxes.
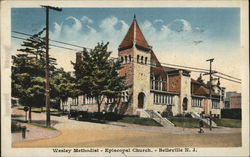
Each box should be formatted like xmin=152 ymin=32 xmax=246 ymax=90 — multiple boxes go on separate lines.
xmin=119 ymin=16 xmax=151 ymax=51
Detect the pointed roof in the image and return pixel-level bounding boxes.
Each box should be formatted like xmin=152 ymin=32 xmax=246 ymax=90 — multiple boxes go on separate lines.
xmin=119 ymin=16 xmax=151 ymax=51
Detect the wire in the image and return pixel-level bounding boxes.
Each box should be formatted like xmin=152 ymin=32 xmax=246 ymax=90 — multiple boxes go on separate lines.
xmin=216 ymin=71 xmax=241 ymax=81
xmin=161 ymin=62 xmax=209 ymax=72
xmin=213 ymin=74 xmax=241 ymax=84
xmin=12 ymin=31 xmax=241 ymax=83
xmin=12 ymin=31 xmax=92 ymax=50
xmin=12 ymin=36 xmax=80 ymax=51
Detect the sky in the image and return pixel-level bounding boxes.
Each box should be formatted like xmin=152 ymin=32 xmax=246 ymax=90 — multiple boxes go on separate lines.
xmin=11 ymin=8 xmax=241 ymax=92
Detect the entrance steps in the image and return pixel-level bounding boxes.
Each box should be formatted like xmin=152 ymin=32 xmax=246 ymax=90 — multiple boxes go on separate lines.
xmin=190 ymin=112 xmax=217 ymax=128
xmin=142 ymin=110 xmax=175 ymax=127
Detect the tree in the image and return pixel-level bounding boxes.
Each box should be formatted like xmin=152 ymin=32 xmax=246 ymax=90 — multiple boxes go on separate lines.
xmin=11 ymin=29 xmax=57 ymax=122
xmin=51 ymin=68 xmax=81 ymax=111
xmin=73 ymin=42 xmax=126 ymax=113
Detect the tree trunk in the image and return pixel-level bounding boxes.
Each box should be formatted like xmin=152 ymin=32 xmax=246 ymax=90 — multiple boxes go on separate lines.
xmin=28 ymin=106 xmax=32 ymax=123
xmin=62 ymin=100 xmax=64 ymax=114
xmin=97 ymin=97 xmax=101 ymax=113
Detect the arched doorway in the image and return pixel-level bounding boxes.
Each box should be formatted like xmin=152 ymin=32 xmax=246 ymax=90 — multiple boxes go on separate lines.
xmin=182 ymin=97 xmax=188 ymax=111
xmin=138 ymin=92 xmax=145 ymax=109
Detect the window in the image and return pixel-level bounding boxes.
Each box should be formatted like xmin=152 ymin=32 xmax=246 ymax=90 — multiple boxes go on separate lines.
xmin=150 ymin=74 xmax=155 ymax=90
xmin=129 ymin=55 xmax=132 ymax=63
xmin=153 ymin=75 xmax=163 ymax=91
xmin=137 ymin=55 xmax=140 ymax=63
xmin=192 ymin=98 xmax=202 ymax=107
xmin=154 ymin=75 xmax=158 ymax=90
xmin=125 ymin=56 xmax=128 ymax=64
xmin=153 ymin=93 xmax=173 ymax=105
xmin=159 ymin=77 xmax=163 ymax=91
xmin=121 ymin=56 xmax=124 ymax=64
xmin=141 ymin=56 xmax=144 ymax=64
xmin=107 ymin=98 xmax=115 ymax=104
xmin=212 ymin=100 xmax=220 ymax=109
xmin=84 ymin=95 xmax=97 ymax=105
xmin=145 ymin=57 xmax=148 ymax=64
xmin=122 ymin=90 xmax=129 ymax=102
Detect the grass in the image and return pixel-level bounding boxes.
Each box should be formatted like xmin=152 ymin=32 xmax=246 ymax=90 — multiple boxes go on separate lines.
xmin=13 ymin=105 xmax=59 ymax=113
xmin=12 ymin=119 xmax=56 ymax=131
xmin=118 ymin=117 xmax=162 ymax=127
xmin=29 ymin=123 xmax=56 ymax=130
xmin=168 ymin=117 xmax=210 ymax=128
xmin=213 ymin=118 xmax=241 ymax=128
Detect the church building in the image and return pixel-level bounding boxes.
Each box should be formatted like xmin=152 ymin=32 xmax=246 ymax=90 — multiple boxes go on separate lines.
xmin=68 ymin=16 xmax=225 ymax=118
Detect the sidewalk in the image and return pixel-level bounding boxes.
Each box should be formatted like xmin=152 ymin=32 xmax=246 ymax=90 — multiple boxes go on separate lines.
xmin=12 ymin=109 xmax=61 ymax=142
xmin=12 ymin=123 xmax=61 ymax=142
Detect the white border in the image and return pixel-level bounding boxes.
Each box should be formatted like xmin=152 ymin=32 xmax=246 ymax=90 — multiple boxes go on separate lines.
xmin=1 ymin=0 xmax=249 ymax=156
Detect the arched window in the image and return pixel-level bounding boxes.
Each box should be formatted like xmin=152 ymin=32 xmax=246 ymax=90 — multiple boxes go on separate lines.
xmin=145 ymin=57 xmax=148 ymax=65
xmin=129 ymin=55 xmax=132 ymax=63
xmin=150 ymin=73 xmax=155 ymax=89
xmin=125 ymin=56 xmax=128 ymax=64
xmin=137 ymin=55 xmax=140 ymax=63
xmin=155 ymin=75 xmax=159 ymax=90
xmin=159 ymin=76 xmax=163 ymax=91
xmin=121 ymin=56 xmax=124 ymax=64
xmin=141 ymin=56 xmax=144 ymax=64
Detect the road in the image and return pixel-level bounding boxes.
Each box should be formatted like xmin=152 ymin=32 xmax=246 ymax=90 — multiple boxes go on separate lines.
xmin=12 ymin=109 xmax=241 ymax=148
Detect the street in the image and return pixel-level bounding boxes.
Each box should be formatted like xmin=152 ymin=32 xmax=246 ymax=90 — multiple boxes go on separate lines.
xmin=12 ymin=109 xmax=241 ymax=148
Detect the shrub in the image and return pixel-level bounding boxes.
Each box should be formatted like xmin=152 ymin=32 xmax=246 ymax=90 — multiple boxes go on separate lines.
xmin=221 ymin=108 xmax=241 ymax=119
xmin=104 ymin=112 xmax=123 ymax=121
xmin=11 ymin=120 xmax=22 ymax=133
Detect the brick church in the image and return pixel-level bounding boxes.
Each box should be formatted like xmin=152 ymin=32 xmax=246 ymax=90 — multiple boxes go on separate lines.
xmin=67 ymin=16 xmax=225 ymax=118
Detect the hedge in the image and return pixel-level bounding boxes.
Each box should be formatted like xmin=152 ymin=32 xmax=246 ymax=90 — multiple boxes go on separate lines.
xmin=221 ymin=108 xmax=241 ymax=119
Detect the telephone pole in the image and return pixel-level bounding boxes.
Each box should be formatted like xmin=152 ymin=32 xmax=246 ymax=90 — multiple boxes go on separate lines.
xmin=203 ymin=58 xmax=217 ymax=131
xmin=41 ymin=5 xmax=62 ymax=127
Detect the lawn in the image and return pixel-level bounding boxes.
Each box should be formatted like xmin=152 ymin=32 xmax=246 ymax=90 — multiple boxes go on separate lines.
xmin=168 ymin=117 xmax=209 ymax=128
xmin=213 ymin=118 xmax=241 ymax=128
xmin=118 ymin=117 xmax=162 ymax=127
xmin=14 ymin=105 xmax=59 ymax=113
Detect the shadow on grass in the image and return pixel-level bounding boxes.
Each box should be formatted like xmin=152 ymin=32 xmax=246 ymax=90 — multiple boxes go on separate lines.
xmin=11 ymin=114 xmax=25 ymax=118
xmin=71 ymin=118 xmax=107 ymax=124
xmin=31 ymin=120 xmax=59 ymax=127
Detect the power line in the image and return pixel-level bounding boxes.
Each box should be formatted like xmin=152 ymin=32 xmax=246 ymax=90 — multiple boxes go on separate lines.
xmin=12 ymin=31 xmax=241 ymax=82
xmin=213 ymin=74 xmax=241 ymax=84
xmin=216 ymin=71 xmax=241 ymax=81
xmin=12 ymin=30 xmax=92 ymax=50
xmin=161 ymin=62 xmax=209 ymax=72
xmin=12 ymin=36 xmax=80 ymax=51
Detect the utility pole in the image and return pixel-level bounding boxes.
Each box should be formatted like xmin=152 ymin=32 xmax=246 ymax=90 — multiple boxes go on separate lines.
xmin=204 ymin=58 xmax=217 ymax=131
xmin=41 ymin=5 xmax=62 ymax=127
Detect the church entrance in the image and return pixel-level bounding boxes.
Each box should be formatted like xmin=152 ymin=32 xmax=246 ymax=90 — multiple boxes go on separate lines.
xmin=138 ymin=92 xmax=145 ymax=109
xmin=182 ymin=97 xmax=188 ymax=111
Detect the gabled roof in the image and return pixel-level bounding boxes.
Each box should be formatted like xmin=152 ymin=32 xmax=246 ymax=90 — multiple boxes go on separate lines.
xmin=119 ymin=17 xmax=151 ymax=51
xmin=192 ymin=80 xmax=220 ymax=97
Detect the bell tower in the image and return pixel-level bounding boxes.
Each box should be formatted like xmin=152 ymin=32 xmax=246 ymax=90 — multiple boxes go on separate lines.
xmin=118 ymin=15 xmax=152 ymax=114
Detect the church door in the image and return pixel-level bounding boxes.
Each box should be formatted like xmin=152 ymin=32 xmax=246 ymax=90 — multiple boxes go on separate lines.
xmin=138 ymin=92 xmax=145 ymax=109
xmin=182 ymin=97 xmax=188 ymax=111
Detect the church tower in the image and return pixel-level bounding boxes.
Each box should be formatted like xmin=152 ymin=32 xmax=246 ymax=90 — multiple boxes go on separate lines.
xmin=118 ymin=16 xmax=152 ymax=115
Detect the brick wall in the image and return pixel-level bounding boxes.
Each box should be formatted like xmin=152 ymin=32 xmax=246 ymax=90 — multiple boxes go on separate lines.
xmin=230 ymin=94 xmax=241 ymax=109
xmin=168 ymin=75 xmax=181 ymax=93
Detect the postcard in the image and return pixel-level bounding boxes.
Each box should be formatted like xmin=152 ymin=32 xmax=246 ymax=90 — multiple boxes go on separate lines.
xmin=1 ymin=0 xmax=249 ymax=156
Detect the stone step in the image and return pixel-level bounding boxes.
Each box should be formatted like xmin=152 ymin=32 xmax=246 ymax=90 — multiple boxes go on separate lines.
xmin=144 ymin=110 xmax=175 ymax=127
